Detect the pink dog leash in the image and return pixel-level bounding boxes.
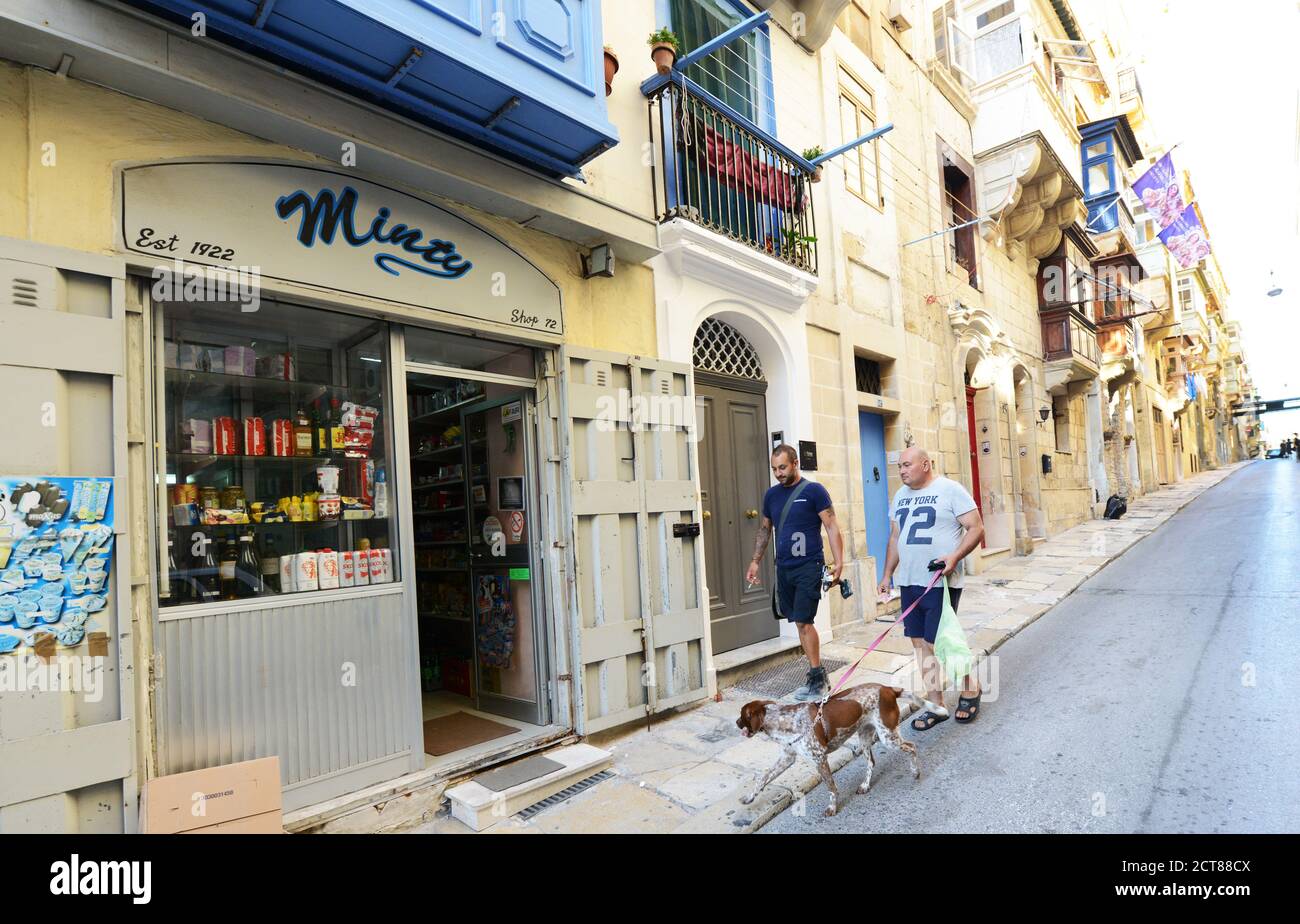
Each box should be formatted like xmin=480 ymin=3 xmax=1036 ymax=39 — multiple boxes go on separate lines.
xmin=813 ymin=567 xmax=945 ymax=730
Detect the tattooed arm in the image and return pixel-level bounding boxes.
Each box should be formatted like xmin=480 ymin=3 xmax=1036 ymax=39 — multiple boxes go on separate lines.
xmin=745 ymin=516 xmax=772 ymax=586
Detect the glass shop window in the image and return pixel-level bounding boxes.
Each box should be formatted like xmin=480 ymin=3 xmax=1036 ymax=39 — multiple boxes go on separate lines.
xmin=157 ymin=297 xmax=396 ymax=608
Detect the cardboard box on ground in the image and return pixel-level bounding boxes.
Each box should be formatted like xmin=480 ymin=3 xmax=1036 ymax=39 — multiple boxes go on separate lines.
xmin=140 ymin=756 xmax=284 ymax=834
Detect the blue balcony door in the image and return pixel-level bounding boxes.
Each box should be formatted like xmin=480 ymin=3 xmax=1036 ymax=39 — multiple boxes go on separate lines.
xmin=858 ymin=411 xmax=891 ymax=583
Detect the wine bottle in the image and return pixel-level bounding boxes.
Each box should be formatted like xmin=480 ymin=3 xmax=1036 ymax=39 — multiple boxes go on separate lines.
xmin=260 ymin=534 xmax=280 ymax=594
xmin=195 ymin=531 xmax=220 ymax=604
xmin=329 ymin=397 xmax=345 ymax=451
xmin=312 ymin=399 xmax=326 ymax=456
xmin=167 ymin=537 xmax=190 ymax=604
xmin=236 ymin=532 xmax=262 ymax=598
xmin=219 ymin=538 xmax=239 ymax=600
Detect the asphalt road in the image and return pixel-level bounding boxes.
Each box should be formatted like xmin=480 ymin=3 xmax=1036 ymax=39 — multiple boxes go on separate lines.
xmin=762 ymin=459 xmax=1300 ymax=833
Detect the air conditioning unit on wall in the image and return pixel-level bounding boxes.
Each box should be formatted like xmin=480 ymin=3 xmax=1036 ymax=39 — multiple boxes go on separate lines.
xmin=888 ymin=0 xmax=913 ymax=31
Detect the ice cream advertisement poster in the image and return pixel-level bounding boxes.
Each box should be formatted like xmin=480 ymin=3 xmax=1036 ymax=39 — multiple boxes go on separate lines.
xmin=0 ymin=476 xmax=115 ymax=655
xmin=1157 ymin=204 xmax=1212 ymax=269
xmin=1133 ymin=153 xmax=1186 ymax=231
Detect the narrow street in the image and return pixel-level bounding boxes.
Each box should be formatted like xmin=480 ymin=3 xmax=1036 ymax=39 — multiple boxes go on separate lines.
xmin=762 ymin=460 xmax=1300 ymax=833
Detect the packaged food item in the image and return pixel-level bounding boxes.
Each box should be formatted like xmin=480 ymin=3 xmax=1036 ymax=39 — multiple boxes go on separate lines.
xmin=294 ymin=552 xmax=319 ymax=591
xmin=224 ymin=346 xmax=257 ymax=377
xmin=302 ymin=492 xmax=318 ymax=522
xmin=279 ymin=555 xmax=298 ymax=593
xmin=317 ymin=465 xmax=340 ymax=495
xmin=172 ymin=503 xmax=198 ymax=526
xmin=181 ymin=419 xmax=213 ymax=454
xmin=220 ymin=486 xmax=246 ymax=512
xmin=202 ymin=508 xmax=249 ymax=525
xmin=339 ymin=551 xmax=355 ymax=587
xmin=354 ymin=549 xmax=370 ymax=585
xmin=317 ymin=551 xmax=339 ymax=589
xmin=212 ymin=417 xmax=240 ymax=455
xmin=200 ymin=487 xmax=221 ymax=511
xmin=317 ymin=495 xmax=340 ymax=521
xmin=201 ymin=348 xmax=226 ymax=374
xmin=367 ymin=548 xmax=386 ymax=584
xmin=256 ymin=351 xmax=296 ymax=381
xmin=271 ymin=419 xmax=294 ymax=457
xmin=242 ymin=417 xmax=267 ymax=456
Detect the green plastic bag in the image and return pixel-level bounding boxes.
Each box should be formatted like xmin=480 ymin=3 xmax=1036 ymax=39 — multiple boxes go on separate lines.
xmin=932 ymin=577 xmax=975 ymax=685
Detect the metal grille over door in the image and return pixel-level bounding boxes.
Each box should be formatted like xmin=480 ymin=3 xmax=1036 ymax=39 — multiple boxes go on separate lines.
xmin=693 ymin=318 xmax=765 ymax=381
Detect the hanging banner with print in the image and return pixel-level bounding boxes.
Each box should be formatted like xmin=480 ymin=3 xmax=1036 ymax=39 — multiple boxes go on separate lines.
xmin=1133 ymin=153 xmax=1185 ymax=231
xmin=1157 ymin=204 xmax=1212 ymax=268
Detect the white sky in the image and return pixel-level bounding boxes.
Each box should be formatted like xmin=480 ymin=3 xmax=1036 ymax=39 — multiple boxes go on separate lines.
xmin=1119 ymin=0 xmax=1300 ymax=443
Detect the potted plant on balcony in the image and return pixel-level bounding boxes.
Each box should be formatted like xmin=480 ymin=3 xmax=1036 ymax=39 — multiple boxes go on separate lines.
xmin=802 ymin=146 xmax=824 ymax=182
xmin=648 ymin=28 xmax=681 ymax=76
xmin=603 ymin=46 xmax=619 ymax=96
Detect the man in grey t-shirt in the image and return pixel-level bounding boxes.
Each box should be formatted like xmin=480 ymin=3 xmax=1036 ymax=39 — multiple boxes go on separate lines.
xmin=877 ymin=447 xmax=986 ymax=729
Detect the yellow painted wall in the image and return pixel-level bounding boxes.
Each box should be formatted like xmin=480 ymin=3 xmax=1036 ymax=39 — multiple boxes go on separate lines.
xmin=0 ymin=62 xmax=657 ymax=357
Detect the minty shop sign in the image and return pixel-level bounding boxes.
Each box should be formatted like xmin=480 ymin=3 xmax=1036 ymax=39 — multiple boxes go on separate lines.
xmin=118 ymin=161 xmax=562 ymax=334
xmin=273 ymin=186 xmax=472 ymax=279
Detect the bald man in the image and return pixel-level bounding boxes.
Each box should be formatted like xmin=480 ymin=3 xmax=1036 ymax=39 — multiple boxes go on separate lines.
xmin=877 ymin=447 xmax=985 ymax=728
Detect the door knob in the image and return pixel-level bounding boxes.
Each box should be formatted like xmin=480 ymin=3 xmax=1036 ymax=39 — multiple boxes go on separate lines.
xmin=702 ymin=510 xmax=711 ymax=520
xmin=745 ymin=508 xmax=758 ymax=519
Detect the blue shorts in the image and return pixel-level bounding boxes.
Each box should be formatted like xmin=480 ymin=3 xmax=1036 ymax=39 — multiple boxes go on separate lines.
xmin=775 ymin=559 xmax=822 ymax=624
xmin=900 ymin=584 xmax=962 ymax=644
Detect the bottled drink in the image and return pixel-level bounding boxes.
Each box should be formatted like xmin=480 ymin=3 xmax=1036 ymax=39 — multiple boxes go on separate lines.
xmin=236 ymin=532 xmax=262 ymax=598
xmin=312 ymin=399 xmax=325 ymax=456
xmin=194 ymin=531 xmax=220 ymax=604
xmin=329 ymin=397 xmax=345 ymax=451
xmin=293 ymin=406 xmax=313 ymax=457
xmin=260 ymin=534 xmax=280 ymax=594
xmin=219 ymin=538 xmax=239 ymax=600
xmin=167 ymin=537 xmax=191 ymax=604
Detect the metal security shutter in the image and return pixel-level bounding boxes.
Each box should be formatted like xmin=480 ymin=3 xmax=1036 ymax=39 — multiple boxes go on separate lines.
xmin=556 ymin=346 xmax=709 ymax=733
xmin=0 ymin=236 xmax=136 ymax=833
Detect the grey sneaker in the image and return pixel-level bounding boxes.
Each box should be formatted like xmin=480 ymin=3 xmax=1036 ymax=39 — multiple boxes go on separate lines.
xmin=793 ymin=667 xmax=828 ymax=702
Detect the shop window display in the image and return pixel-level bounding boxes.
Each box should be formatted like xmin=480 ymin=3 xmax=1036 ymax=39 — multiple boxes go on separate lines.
xmin=158 ymin=298 xmax=395 ymax=607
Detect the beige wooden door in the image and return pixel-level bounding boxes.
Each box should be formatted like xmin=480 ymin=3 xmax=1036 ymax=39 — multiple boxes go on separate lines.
xmin=555 ymin=346 xmax=708 ymax=733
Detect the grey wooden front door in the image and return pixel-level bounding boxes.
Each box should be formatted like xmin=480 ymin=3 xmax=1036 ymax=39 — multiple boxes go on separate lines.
xmin=695 ymin=375 xmax=778 ymax=654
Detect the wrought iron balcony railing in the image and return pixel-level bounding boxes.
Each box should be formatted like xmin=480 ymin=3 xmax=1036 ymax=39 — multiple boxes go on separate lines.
xmin=647 ymin=80 xmax=818 ymax=274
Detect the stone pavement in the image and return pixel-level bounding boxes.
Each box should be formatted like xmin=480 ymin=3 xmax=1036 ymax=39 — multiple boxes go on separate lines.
xmin=408 ymin=462 xmax=1250 ymax=835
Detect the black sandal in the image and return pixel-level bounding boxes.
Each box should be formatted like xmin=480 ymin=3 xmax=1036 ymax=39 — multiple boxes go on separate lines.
xmin=911 ymin=710 xmax=949 ymax=732
xmin=955 ymin=692 xmax=981 ymax=723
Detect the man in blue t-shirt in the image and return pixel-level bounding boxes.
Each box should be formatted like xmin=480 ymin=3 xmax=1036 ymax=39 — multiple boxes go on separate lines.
xmin=746 ymin=444 xmax=844 ymax=701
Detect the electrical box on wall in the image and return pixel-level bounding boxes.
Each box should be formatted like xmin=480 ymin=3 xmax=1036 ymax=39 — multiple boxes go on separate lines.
xmin=1042 ymin=453 xmax=1052 ymax=475
xmin=887 ymin=0 xmax=913 ymax=31
xmin=799 ymin=440 xmax=818 ymax=471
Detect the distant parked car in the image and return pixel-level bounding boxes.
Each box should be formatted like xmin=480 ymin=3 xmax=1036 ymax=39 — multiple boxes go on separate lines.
xmin=1266 ymin=448 xmax=1283 ymax=459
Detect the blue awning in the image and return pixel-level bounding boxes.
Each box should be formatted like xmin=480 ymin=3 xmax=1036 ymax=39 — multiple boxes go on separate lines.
xmin=122 ymin=0 xmax=619 ymax=178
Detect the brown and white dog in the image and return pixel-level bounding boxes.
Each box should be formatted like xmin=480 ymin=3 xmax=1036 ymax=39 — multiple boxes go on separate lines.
xmin=736 ymin=683 xmax=921 ymax=816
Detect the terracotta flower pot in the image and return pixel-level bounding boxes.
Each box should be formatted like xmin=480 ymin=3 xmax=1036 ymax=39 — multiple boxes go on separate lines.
xmin=651 ymin=43 xmax=677 ymax=76
xmin=811 ymin=166 xmax=823 ymax=183
xmin=603 ymin=49 xmax=619 ymax=97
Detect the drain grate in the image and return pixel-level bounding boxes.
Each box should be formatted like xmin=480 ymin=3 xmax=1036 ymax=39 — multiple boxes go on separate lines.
xmin=730 ymin=658 xmax=848 ymax=698
xmin=514 ymin=769 xmax=615 ymax=821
